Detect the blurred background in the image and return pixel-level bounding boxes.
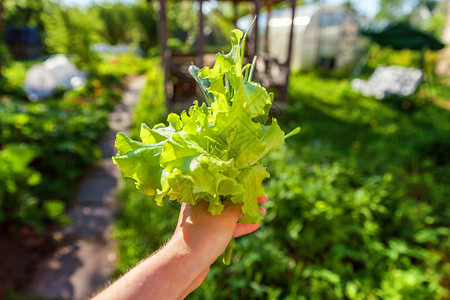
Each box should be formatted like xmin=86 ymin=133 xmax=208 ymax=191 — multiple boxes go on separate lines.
xmin=1 ymin=0 xmax=450 ymax=299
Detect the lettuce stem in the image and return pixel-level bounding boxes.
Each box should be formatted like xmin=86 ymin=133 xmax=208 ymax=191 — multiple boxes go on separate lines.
xmin=249 ymin=55 xmax=257 ymax=82
xmin=222 ymin=237 xmax=234 ymax=265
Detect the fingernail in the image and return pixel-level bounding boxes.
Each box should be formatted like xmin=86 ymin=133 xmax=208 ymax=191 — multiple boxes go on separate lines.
xmin=260 ymin=207 xmax=266 ymax=216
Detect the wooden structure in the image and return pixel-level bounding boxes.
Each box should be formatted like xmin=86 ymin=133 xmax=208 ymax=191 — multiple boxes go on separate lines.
xmin=157 ymin=0 xmax=297 ymax=105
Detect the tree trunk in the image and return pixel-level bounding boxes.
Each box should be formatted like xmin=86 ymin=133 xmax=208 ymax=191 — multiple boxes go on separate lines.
xmin=437 ymin=1 xmax=450 ymax=76
xmin=0 ymin=0 xmax=5 ymax=80
xmin=158 ymin=0 xmax=170 ymax=103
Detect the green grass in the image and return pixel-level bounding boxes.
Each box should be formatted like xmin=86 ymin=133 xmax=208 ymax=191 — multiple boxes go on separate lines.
xmin=113 ymin=69 xmax=450 ymax=299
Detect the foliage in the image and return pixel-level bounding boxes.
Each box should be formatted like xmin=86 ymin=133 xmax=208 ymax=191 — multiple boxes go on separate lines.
xmin=95 ymin=3 xmax=132 ymax=45
xmin=131 ymin=59 xmax=167 ymax=138
xmin=69 ymin=1 xmax=158 ymax=54
xmin=364 ymin=44 xmax=422 ymax=74
xmin=0 ymin=144 xmax=44 ymax=228
xmin=0 ymin=60 xmax=33 ymax=98
xmin=0 ymin=57 xmax=127 ymax=231
xmin=41 ymin=2 xmax=100 ymax=74
xmin=3 ymin=0 xmax=245 ymax=58
xmin=166 ymin=2 xmax=199 ymax=52
xmin=359 ymin=44 xmax=450 ymax=107
xmin=201 ymin=2 xmax=252 ymax=51
xmin=376 ymin=0 xmax=417 ymax=20
xmin=114 ymin=65 xmax=450 ymax=298
xmin=376 ymin=0 xmax=447 ymax=40
xmin=97 ymin=54 xmax=153 ymax=83
xmin=3 ymin=0 xmax=46 ymax=28
xmin=131 ymin=1 xmax=159 ymax=53
xmin=164 ymin=1 xmax=252 ymax=52
xmin=0 ymin=97 xmax=105 ymax=226
xmin=426 ymin=1 xmax=448 ymax=38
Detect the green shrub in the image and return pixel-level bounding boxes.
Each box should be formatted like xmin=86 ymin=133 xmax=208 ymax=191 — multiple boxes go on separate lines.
xmin=131 ymin=61 xmax=167 ymax=138
xmin=0 ymin=96 xmax=106 ymax=206
xmin=0 ymin=57 xmax=129 ymax=231
xmin=42 ymin=3 xmax=100 ymax=74
xmin=0 ymin=144 xmax=43 ymax=227
xmin=96 ymin=3 xmax=132 ymax=45
xmin=131 ymin=1 xmax=158 ymax=52
xmin=97 ymin=54 xmax=153 ymax=82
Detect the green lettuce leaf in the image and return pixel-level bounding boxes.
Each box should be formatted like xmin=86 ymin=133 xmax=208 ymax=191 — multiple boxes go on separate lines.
xmin=113 ymin=29 xmax=299 ymax=224
xmin=113 ymin=133 xmax=164 ymax=197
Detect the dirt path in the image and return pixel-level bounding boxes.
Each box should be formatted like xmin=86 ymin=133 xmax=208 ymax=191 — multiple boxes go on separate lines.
xmin=27 ymin=75 xmax=146 ymax=299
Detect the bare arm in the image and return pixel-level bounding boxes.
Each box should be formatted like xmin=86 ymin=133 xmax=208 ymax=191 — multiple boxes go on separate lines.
xmin=93 ymin=196 xmax=267 ymax=300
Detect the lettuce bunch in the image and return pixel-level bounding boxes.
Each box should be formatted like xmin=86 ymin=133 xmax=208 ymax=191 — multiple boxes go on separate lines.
xmin=113 ymin=29 xmax=299 ymax=224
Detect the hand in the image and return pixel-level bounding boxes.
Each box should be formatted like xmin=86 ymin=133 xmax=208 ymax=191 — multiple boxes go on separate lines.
xmin=94 ymin=196 xmax=268 ymax=300
xmin=173 ymin=195 xmax=268 ymax=296
xmin=174 ymin=195 xmax=268 ymax=263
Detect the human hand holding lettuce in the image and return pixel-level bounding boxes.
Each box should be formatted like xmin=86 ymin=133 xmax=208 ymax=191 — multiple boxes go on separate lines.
xmin=112 ymin=29 xmax=299 ymax=264
xmin=94 ymin=196 xmax=268 ymax=300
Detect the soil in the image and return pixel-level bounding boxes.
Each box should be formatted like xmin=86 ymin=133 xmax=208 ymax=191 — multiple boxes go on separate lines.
xmin=0 ymin=225 xmax=56 ymax=297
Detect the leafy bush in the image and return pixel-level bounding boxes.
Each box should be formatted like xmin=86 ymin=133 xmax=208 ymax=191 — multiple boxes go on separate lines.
xmin=0 ymin=144 xmax=43 ymax=227
xmin=0 ymin=96 xmax=106 ymax=226
xmin=42 ymin=3 xmax=100 ymax=74
xmin=131 ymin=1 xmax=158 ymax=52
xmin=0 ymin=58 xmax=126 ymax=231
xmin=97 ymin=54 xmax=153 ymax=83
xmin=96 ymin=3 xmax=132 ymax=46
xmin=0 ymin=60 xmax=34 ymax=99
xmin=130 ymin=61 xmax=167 ymax=138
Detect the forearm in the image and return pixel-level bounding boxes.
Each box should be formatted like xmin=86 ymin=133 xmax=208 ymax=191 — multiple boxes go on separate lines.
xmin=93 ymin=234 xmax=210 ymax=300
xmin=93 ymin=200 xmax=256 ymax=300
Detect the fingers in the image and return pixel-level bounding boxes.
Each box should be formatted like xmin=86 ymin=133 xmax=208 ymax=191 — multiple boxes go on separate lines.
xmin=234 ymin=223 xmax=260 ymax=237
xmin=179 ymin=196 xmax=269 ymax=239
xmin=257 ymin=195 xmax=268 ymax=204
xmin=234 ymin=199 xmax=268 ymax=238
xmin=259 ymin=206 xmax=266 ymax=216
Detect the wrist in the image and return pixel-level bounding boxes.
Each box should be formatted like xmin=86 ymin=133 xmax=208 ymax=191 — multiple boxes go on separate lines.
xmin=170 ymin=230 xmax=214 ymax=266
xmin=172 ymin=218 xmax=236 ymax=266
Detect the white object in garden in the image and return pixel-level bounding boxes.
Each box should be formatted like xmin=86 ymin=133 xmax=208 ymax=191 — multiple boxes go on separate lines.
xmin=351 ymin=66 xmax=423 ymax=99
xmin=23 ymin=55 xmax=87 ymax=100
xmin=93 ymin=43 xmax=144 ymax=56
xmin=237 ymin=4 xmax=363 ymax=70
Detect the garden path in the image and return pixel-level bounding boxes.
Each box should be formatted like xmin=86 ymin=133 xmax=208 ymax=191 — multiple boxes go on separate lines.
xmin=27 ymin=75 xmax=146 ymax=299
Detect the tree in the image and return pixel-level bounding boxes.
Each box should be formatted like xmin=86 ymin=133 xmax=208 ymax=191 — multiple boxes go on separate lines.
xmin=377 ymin=0 xmax=415 ymax=20
xmin=132 ymin=1 xmax=158 ymax=52
xmin=42 ymin=3 xmax=100 ymax=74
xmin=96 ymin=3 xmax=132 ymax=45
xmin=376 ymin=0 xmax=443 ymax=21
xmin=3 ymin=0 xmax=46 ymax=29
